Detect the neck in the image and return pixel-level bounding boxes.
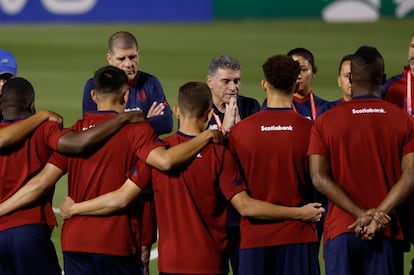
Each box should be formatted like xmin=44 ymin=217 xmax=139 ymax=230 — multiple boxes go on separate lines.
xmin=97 ymin=102 xmax=125 ymax=113
xmin=343 ymin=95 xmax=352 ymax=102
xmin=212 ymin=97 xmax=226 ymax=113
xmin=265 ymin=91 xmax=293 ymax=108
xmin=2 ymin=108 xmax=32 ymax=120
xmin=178 ymin=117 xmax=204 ymax=136
xmin=294 ymin=89 xmax=311 ymax=99
xmin=351 ymin=84 xmax=381 ymax=98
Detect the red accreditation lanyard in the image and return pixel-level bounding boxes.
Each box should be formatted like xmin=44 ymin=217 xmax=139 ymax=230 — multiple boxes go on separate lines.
xmin=292 ymin=91 xmax=316 ymax=120
xmin=310 ymin=92 xmax=316 ymax=120
xmin=407 ymin=70 xmax=412 ymax=115
xmin=212 ymin=112 xmax=227 ymax=133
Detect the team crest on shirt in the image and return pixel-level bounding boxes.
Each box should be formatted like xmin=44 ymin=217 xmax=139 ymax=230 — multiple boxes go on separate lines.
xmin=136 ymin=90 xmax=148 ymax=102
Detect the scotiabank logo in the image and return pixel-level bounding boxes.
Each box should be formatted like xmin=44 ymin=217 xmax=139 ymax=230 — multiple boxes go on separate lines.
xmin=0 ymin=0 xmax=97 ymax=15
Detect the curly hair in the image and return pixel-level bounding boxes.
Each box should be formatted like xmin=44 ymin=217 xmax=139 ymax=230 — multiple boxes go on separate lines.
xmin=262 ymin=55 xmax=300 ymax=93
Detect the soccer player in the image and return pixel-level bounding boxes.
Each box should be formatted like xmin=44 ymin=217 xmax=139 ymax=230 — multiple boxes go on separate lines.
xmin=0 ymin=110 xmax=59 ymax=149
xmin=82 ymin=31 xmax=173 ymax=135
xmin=382 ymin=33 xmax=414 ymax=115
xmin=0 ymin=49 xmax=18 ymax=120
xmin=0 ymin=66 xmax=221 ymax=275
xmin=288 ymin=47 xmax=332 ymax=120
xmin=56 ymin=81 xmax=324 ymax=275
xmin=228 ymin=55 xmax=323 ymax=275
xmin=205 ymin=55 xmax=261 ymax=274
xmin=0 ymin=76 xmax=147 ymax=275
xmin=318 ymin=54 xmax=353 ymax=116
xmin=308 ymin=45 xmax=414 ymax=275
xmin=262 ymin=48 xmax=332 ymax=120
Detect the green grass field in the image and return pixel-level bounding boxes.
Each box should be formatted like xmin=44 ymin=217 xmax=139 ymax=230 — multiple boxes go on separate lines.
xmin=1 ymin=18 xmax=414 ymax=274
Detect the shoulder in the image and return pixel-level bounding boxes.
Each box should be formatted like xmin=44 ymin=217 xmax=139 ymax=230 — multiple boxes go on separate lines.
xmin=33 ymin=120 xmax=62 ymax=133
xmin=237 ymin=95 xmax=261 ymax=114
xmin=384 ymin=73 xmax=405 ymax=86
xmin=312 ymin=93 xmax=331 ymax=105
xmin=238 ymin=95 xmax=260 ymax=107
xmin=136 ymin=71 xmax=160 ymax=82
xmin=84 ymin=77 xmax=94 ymax=88
xmin=133 ymin=71 xmax=163 ymax=89
xmin=124 ymin=121 xmax=155 ymax=132
xmin=381 ymin=73 xmax=405 ymax=95
xmin=232 ymin=110 xmax=262 ymax=128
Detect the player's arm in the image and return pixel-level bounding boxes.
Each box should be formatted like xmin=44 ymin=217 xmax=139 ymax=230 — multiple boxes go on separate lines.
xmin=231 ymin=191 xmax=324 ymax=222
xmin=0 ymin=163 xmax=64 ymax=216
xmin=0 ymin=110 xmax=62 ymax=150
xmin=57 ymin=110 xmax=146 ymax=154
xmin=60 ymin=179 xmax=142 ymax=219
xmin=375 ymin=152 xmax=414 ymax=214
xmin=360 ymin=152 xmax=414 ymax=239
xmin=145 ymin=129 xmax=223 ymax=171
xmin=309 ymin=154 xmax=366 ymax=218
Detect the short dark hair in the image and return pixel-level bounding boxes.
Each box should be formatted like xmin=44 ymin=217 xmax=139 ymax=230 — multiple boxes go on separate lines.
xmin=287 ymin=47 xmax=317 ymax=74
xmin=351 ymin=46 xmax=384 ymax=85
xmin=2 ymin=77 xmax=34 ymax=110
xmin=93 ymin=65 xmax=128 ymax=95
xmin=262 ymin=55 xmax=301 ymax=93
xmin=208 ymin=55 xmax=240 ymax=76
xmin=338 ymin=54 xmax=353 ymax=75
xmin=108 ymin=31 xmax=138 ymax=54
xmin=178 ymin=82 xmax=212 ymax=119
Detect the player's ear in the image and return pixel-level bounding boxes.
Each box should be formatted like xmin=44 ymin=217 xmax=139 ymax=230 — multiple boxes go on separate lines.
xmin=105 ymin=53 xmax=112 ymax=65
xmin=121 ymin=89 xmax=129 ymax=105
xmin=173 ymin=105 xmax=180 ymax=119
xmin=206 ymin=75 xmax=213 ymax=89
xmin=29 ymin=102 xmax=35 ymax=114
xmin=91 ymin=89 xmax=97 ymax=103
xmin=261 ymin=80 xmax=266 ymax=91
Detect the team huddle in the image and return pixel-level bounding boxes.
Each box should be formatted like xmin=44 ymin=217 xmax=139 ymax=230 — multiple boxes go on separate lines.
xmin=0 ymin=31 xmax=414 ymax=275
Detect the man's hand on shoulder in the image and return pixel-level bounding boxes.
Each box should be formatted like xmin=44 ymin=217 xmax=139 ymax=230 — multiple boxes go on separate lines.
xmin=37 ymin=110 xmax=63 ymax=125
xmin=121 ymin=110 xmax=147 ymax=124
xmin=205 ymin=129 xmax=224 ymax=144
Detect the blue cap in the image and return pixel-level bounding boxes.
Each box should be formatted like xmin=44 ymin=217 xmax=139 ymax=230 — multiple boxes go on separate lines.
xmin=0 ymin=49 xmax=17 ymax=76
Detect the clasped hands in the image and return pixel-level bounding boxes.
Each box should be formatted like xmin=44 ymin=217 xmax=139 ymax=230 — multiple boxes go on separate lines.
xmin=221 ymin=96 xmax=241 ymax=134
xmin=348 ymin=208 xmax=391 ymax=240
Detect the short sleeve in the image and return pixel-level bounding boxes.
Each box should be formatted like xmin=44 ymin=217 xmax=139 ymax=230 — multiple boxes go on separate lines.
xmin=219 ymin=149 xmax=246 ymax=201
xmin=307 ymin=119 xmax=329 ymax=157
xmin=128 ymin=159 xmax=152 ymax=191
